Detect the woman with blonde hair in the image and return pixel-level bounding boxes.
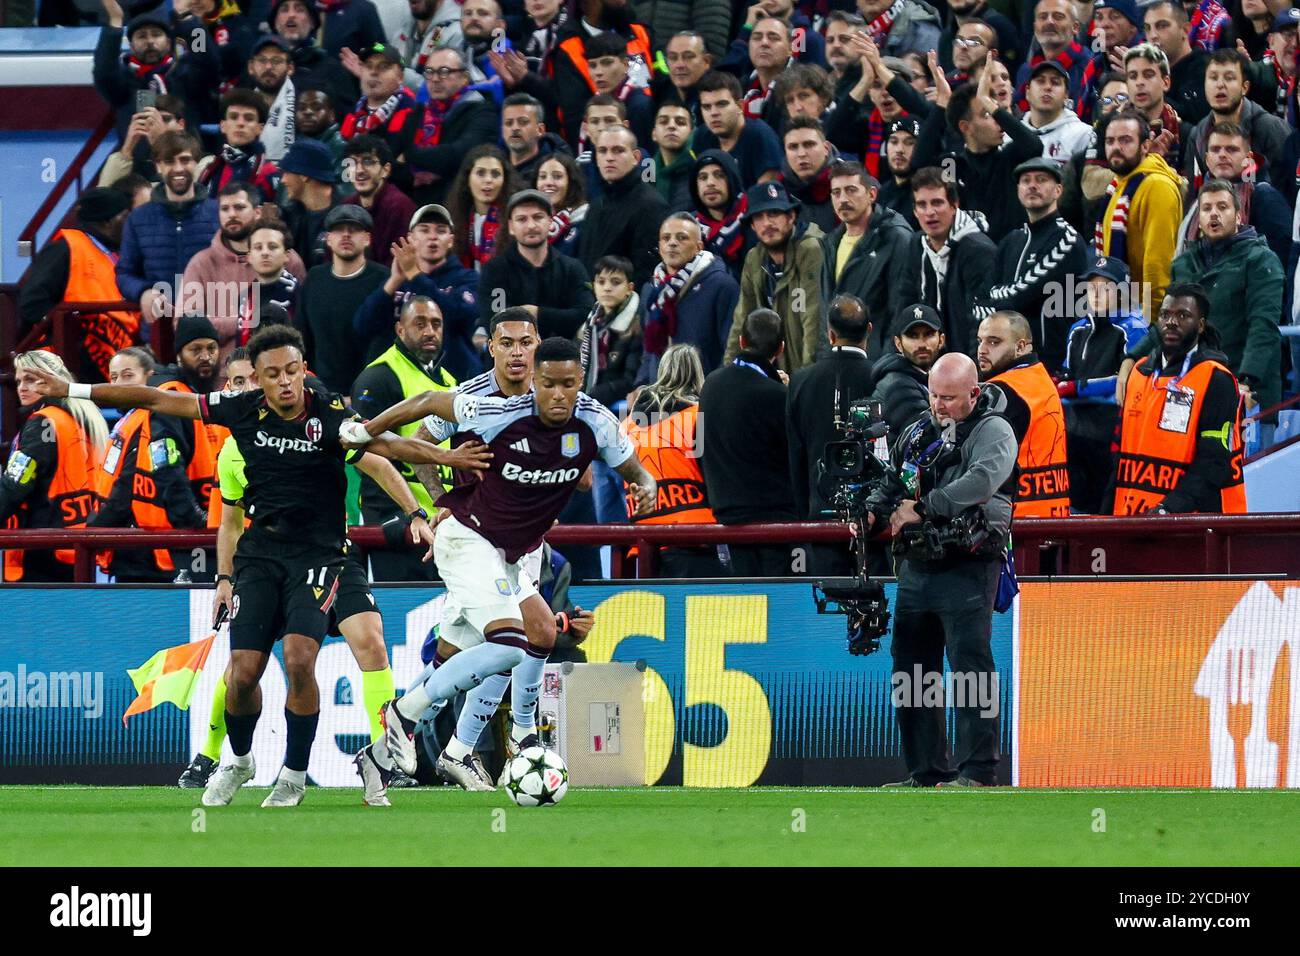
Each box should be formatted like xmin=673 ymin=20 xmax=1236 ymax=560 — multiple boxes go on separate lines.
xmin=625 ymin=343 xmax=722 ymax=578
xmin=2 ymin=350 xmax=109 ymax=582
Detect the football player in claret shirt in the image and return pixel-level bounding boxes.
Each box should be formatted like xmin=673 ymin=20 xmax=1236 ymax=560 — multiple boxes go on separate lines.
xmin=25 ymin=325 xmax=478 ymax=808
xmin=343 ymin=337 xmax=657 ymax=804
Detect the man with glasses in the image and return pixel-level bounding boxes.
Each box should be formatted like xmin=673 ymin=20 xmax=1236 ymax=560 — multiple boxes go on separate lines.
xmin=939 ymin=0 xmax=1023 ymax=76
xmin=342 ymin=135 xmax=417 ymax=266
xmin=948 ymin=21 xmax=997 ymax=85
xmin=406 ymin=45 xmax=498 ymax=204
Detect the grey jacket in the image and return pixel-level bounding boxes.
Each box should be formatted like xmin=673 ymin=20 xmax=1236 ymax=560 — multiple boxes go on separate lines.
xmin=893 ymin=384 xmax=1017 ymax=546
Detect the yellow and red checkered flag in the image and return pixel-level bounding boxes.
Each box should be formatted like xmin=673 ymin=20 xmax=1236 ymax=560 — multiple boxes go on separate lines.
xmin=122 ymin=635 xmax=216 ymax=725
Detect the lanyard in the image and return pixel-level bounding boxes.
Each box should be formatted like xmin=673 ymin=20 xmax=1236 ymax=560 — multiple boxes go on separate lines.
xmin=733 ymin=358 xmax=767 ymax=377
xmin=1158 ymin=348 xmax=1196 ymax=393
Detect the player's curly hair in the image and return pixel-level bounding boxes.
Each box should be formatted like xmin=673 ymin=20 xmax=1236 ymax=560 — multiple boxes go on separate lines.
xmin=248 ymin=324 xmax=305 ymax=367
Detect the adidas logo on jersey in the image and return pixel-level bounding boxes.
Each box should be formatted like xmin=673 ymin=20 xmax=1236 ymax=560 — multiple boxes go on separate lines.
xmin=508 ymin=438 xmax=532 ymax=454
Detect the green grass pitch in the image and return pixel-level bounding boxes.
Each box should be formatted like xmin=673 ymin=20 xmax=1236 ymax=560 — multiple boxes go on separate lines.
xmin=2 ymin=787 xmax=1299 ymax=866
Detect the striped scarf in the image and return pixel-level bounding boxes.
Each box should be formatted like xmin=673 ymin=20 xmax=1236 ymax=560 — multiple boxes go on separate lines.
xmin=742 ymin=70 xmax=778 ymax=121
xmin=865 ymin=108 xmax=888 ymax=179
xmin=415 ymin=88 xmax=463 ymax=147
xmin=695 ymin=194 xmax=748 ymax=268
xmin=865 ymin=0 xmax=903 ymax=46
xmin=1188 ymin=0 xmax=1230 ymax=52
xmin=548 ymin=203 xmax=586 ymax=245
xmin=467 ymin=205 xmax=500 ymax=269
xmin=1263 ymin=50 xmax=1294 ymax=120
xmin=123 ymin=54 xmax=173 ymax=93
xmin=1017 ymin=41 xmax=1095 ymax=114
xmin=1095 ymin=172 xmax=1146 ymax=263
xmin=644 ymin=251 xmax=714 ymax=355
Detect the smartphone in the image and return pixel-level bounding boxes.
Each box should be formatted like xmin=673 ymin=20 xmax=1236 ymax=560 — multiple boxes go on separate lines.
xmin=135 ymin=90 xmax=157 ymax=114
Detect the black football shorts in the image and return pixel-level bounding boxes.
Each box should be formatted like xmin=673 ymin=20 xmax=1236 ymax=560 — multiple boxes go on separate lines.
xmin=229 ymin=549 xmax=376 ymax=653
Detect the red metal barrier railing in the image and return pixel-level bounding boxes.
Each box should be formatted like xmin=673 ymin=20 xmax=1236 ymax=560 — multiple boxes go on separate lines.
xmin=4 ymin=516 xmax=1300 ymax=582
xmin=15 ymin=108 xmax=117 ymax=260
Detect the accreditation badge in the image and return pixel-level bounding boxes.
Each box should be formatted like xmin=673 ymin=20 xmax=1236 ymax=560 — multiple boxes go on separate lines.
xmin=1158 ymin=386 xmax=1194 ymax=434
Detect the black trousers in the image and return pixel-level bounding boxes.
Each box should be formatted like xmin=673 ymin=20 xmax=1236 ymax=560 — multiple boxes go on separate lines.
xmin=890 ymin=557 xmax=1001 ymax=785
xmin=724 ymin=543 xmax=792 ymax=577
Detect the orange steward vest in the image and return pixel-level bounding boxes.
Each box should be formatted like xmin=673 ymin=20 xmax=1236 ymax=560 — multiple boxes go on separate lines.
xmin=623 ymin=403 xmax=715 ymax=524
xmin=991 ymin=361 xmax=1071 ymax=517
xmin=54 ymin=229 xmax=138 ymax=380
xmin=3 ymin=405 xmax=101 ymax=581
xmin=1113 ymin=355 xmax=1246 ymax=515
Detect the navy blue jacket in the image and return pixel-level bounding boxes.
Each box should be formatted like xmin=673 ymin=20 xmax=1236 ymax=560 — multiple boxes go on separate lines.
xmin=636 ymin=254 xmax=740 ymax=384
xmin=354 ymin=259 xmax=481 ymax=382
xmin=115 ymin=185 xmax=219 ymax=304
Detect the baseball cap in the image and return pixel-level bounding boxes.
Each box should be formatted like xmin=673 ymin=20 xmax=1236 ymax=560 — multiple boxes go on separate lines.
xmin=506 ymin=189 xmax=553 ymax=217
xmin=250 ymin=34 xmax=293 ymax=57
xmin=1271 ymin=8 xmax=1300 ymax=32
xmin=1029 ymin=59 xmax=1070 ymax=82
xmin=1080 ymin=255 xmax=1131 ymax=284
xmin=409 ymin=204 xmax=453 ymax=230
xmin=360 ymin=42 xmax=403 ymax=68
xmin=743 ymin=180 xmax=801 ymax=218
xmin=324 ymin=204 xmax=373 ymax=230
xmin=893 ymin=303 xmax=944 ymax=337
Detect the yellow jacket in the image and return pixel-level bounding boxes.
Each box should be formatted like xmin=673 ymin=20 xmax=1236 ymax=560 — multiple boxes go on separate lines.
xmin=1098 ymin=153 xmax=1185 ymax=321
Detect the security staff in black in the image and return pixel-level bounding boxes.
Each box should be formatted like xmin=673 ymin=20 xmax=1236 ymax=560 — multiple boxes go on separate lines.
xmin=350 ymin=294 xmax=456 ymax=582
xmin=866 ymin=353 xmax=1017 ymax=788
xmin=22 ymin=325 xmax=446 ymax=808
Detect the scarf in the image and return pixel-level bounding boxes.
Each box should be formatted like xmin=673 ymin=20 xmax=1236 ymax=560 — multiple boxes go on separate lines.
xmin=342 ymin=90 xmax=406 ymax=139
xmin=1095 ymin=172 xmax=1146 ymax=262
xmin=787 ymin=161 xmax=833 ymax=205
xmin=579 ymin=292 xmax=640 ymax=391
xmin=742 ymin=70 xmax=778 ymax=121
xmin=525 ymin=7 xmax=569 ymax=73
xmin=123 ymin=53 xmax=173 ymax=93
xmin=314 ymin=0 xmax=347 ymax=12
xmin=919 ymin=209 xmax=987 ymax=314
xmin=644 ymin=251 xmax=715 ymax=355
xmin=406 ymin=8 xmax=460 ymax=74
xmin=865 ymin=107 xmax=889 ymax=179
xmin=865 ymin=0 xmax=903 ymax=46
xmin=1263 ymin=50 xmax=1295 ymax=120
xmin=203 ymin=0 xmax=243 ymax=45
xmin=548 ymin=203 xmax=587 ymax=245
xmin=1188 ymin=0 xmax=1230 ymax=52
xmin=467 ymin=205 xmax=500 ymax=268
xmin=1150 ymin=101 xmax=1181 ymax=160
xmin=695 ymin=194 xmax=748 ymax=267
xmin=415 ymin=87 xmax=463 ymax=147
xmin=261 ymin=76 xmax=296 ymax=163
xmin=238 ymin=271 xmax=300 ymax=346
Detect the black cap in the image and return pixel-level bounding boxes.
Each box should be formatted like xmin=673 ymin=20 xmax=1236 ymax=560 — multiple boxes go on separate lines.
xmin=1013 ymin=156 xmax=1064 ymax=183
xmin=360 ymin=42 xmax=403 ymax=68
xmin=743 ymin=180 xmax=800 ymax=218
xmin=77 ymin=187 xmax=130 ymax=224
xmin=892 ymin=303 xmax=944 ymax=337
xmin=506 ymin=189 xmax=553 ymax=217
xmin=175 ymin=313 xmax=221 ymax=351
xmin=887 ymin=116 xmax=922 ymax=140
xmin=324 ymin=204 xmax=373 ymax=230
xmin=1029 ymin=59 xmax=1070 ymax=82
xmin=1080 ymin=255 xmax=1131 ymax=284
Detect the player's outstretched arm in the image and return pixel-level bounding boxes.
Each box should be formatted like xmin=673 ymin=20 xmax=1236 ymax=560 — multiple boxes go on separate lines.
xmin=615 ymin=456 xmax=658 ymax=518
xmin=351 ymin=429 xmax=493 ymax=473
xmin=25 ymin=365 xmax=202 ymax=418
xmin=360 ymin=389 xmax=461 ymax=439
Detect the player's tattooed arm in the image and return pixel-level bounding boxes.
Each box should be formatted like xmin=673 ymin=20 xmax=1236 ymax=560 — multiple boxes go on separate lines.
xmin=24 ymin=366 xmax=202 ymax=418
xmin=615 ymin=456 xmax=658 ymax=517
xmin=410 ymin=422 xmax=446 ymax=503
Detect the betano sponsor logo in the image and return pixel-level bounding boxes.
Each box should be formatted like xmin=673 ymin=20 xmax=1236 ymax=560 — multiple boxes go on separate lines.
xmin=500 ymin=462 xmax=580 ymax=484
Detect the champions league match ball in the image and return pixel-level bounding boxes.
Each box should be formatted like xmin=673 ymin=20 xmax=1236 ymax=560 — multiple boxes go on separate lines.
xmin=503 ymin=747 xmax=569 ymax=807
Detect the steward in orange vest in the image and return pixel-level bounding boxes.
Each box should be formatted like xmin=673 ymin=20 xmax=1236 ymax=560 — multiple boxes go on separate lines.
xmin=89 ymin=317 xmax=225 ymax=580
xmin=1111 ymin=289 xmax=1246 ymax=515
xmin=16 ymin=187 xmax=137 ymax=383
xmin=554 ymin=13 xmax=653 ymax=144
xmin=987 ymin=353 xmax=1072 ymax=518
xmin=1 ymin=400 xmax=104 ymax=582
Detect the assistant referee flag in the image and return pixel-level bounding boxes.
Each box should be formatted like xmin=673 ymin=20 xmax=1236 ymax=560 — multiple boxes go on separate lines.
xmin=122 ymin=636 xmax=216 ymax=725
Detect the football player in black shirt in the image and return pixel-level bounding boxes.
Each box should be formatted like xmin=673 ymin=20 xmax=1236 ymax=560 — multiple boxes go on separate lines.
xmin=27 ymin=325 xmax=484 ymax=808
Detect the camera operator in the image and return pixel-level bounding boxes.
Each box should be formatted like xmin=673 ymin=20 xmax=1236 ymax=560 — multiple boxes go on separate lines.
xmin=865 ymin=352 xmax=1017 ymax=788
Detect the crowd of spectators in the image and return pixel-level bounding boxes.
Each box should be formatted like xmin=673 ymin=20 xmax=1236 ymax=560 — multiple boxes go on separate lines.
xmin=9 ymin=0 xmax=1300 ymax=581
